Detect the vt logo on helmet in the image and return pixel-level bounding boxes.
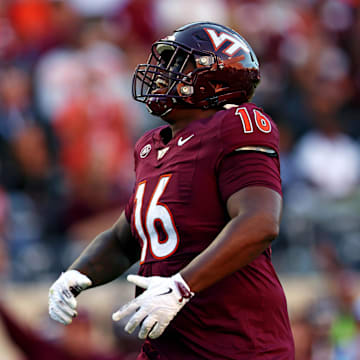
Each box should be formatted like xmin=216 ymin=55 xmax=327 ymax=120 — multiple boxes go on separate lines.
xmin=203 ymin=28 xmax=251 ymax=56
xmin=132 ymin=21 xmax=260 ymax=117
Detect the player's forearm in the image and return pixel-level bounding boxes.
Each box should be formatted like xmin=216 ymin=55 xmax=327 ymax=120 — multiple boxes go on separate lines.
xmin=68 ymin=229 xmax=129 ymax=287
xmin=180 ymin=212 xmax=278 ymax=293
xmin=68 ymin=213 xmax=137 ymax=287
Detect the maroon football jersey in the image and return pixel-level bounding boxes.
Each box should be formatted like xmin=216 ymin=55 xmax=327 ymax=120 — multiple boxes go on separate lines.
xmin=125 ymin=103 xmax=294 ymax=359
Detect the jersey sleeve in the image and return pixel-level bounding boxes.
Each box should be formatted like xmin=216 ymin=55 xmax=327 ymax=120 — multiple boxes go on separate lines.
xmin=217 ymin=104 xmax=282 ymax=203
xmin=218 ymin=151 xmax=282 ymax=203
xmin=124 ymin=191 xmax=134 ymax=223
xmin=219 ymin=104 xmax=280 ymax=155
xmin=124 ymin=126 xmax=158 ymax=224
xmin=124 ymin=145 xmax=139 ymax=223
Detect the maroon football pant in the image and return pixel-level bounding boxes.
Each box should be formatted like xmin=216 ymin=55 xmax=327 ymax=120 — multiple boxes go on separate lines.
xmin=137 ymin=341 xmax=162 ymax=360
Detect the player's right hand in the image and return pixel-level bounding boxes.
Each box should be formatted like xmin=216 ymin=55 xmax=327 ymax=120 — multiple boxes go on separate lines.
xmin=48 ymin=270 xmax=92 ymax=325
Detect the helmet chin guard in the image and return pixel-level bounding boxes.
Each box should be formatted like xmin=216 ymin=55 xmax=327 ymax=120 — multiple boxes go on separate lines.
xmin=132 ymin=22 xmax=260 ymax=117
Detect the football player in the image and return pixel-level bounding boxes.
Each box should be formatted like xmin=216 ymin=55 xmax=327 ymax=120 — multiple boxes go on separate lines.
xmin=49 ymin=22 xmax=295 ymax=359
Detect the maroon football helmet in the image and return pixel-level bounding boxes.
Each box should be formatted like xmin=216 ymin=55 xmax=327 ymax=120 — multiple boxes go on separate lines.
xmin=132 ymin=22 xmax=260 ymax=117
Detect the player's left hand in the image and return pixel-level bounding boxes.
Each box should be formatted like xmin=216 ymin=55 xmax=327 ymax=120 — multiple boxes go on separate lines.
xmin=112 ymin=273 xmax=194 ymax=339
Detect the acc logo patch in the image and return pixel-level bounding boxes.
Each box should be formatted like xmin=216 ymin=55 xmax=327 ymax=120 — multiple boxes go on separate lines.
xmin=140 ymin=144 xmax=152 ymax=158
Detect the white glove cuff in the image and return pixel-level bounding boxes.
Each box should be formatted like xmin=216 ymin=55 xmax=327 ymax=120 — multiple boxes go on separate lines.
xmin=63 ymin=269 xmax=84 ymax=278
xmin=172 ymin=273 xmax=195 ymax=302
xmin=62 ymin=270 xmax=92 ymax=295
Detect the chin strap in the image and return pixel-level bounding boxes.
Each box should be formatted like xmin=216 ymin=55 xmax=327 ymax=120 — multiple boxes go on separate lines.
xmin=195 ymin=90 xmax=248 ymax=109
xmin=146 ymin=88 xmax=248 ymax=116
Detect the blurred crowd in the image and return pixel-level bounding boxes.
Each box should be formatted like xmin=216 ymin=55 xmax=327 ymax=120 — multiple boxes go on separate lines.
xmin=0 ymin=0 xmax=359 ymax=359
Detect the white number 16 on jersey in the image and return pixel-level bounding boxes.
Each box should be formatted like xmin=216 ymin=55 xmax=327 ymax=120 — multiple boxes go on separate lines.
xmin=134 ymin=174 xmax=179 ymax=263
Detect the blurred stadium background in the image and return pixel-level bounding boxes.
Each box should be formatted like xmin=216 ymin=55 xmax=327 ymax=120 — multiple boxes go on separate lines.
xmin=0 ymin=0 xmax=360 ymax=359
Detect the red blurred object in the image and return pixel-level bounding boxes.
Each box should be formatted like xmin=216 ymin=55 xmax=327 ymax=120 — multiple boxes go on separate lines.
xmin=8 ymin=0 xmax=52 ymax=44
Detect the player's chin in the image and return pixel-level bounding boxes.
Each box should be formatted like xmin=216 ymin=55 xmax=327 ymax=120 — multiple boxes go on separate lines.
xmin=160 ymin=110 xmax=176 ymax=124
xmin=146 ymin=95 xmax=176 ymax=122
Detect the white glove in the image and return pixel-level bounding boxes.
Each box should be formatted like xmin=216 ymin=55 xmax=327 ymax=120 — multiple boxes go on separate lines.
xmin=112 ymin=273 xmax=194 ymax=339
xmin=48 ymin=270 xmax=92 ymax=325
